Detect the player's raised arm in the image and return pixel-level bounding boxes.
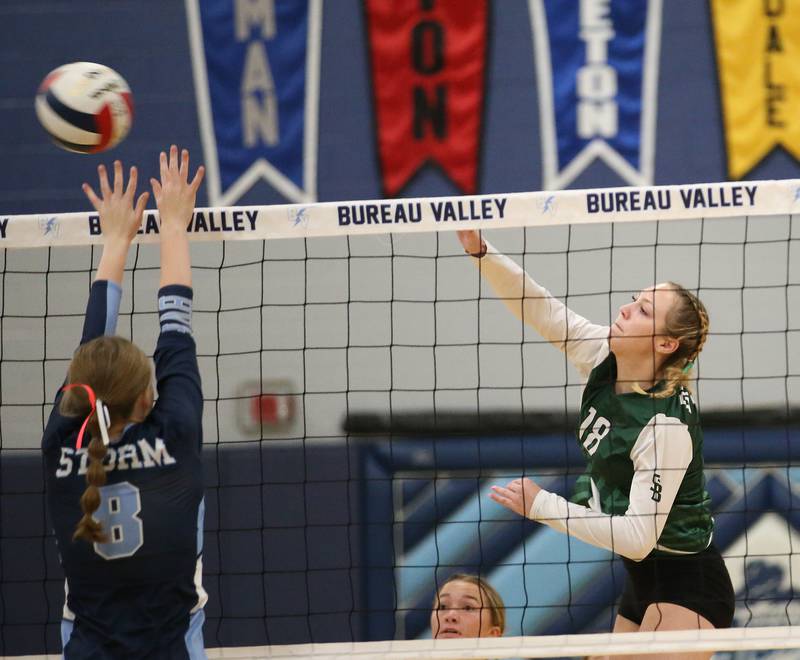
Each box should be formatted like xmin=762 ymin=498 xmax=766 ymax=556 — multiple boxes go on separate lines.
xmin=150 ymin=145 xmax=204 ymax=288
xmin=83 ymin=160 xmax=149 ymax=286
xmin=75 ymin=160 xmax=149 ymax=347
xmin=457 ymin=229 xmax=608 ymax=376
xmin=148 ymin=146 xmax=204 ymax=436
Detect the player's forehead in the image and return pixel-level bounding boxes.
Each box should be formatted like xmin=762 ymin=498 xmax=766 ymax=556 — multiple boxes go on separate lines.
xmin=438 ymin=580 xmax=483 ymax=603
xmin=638 ymin=284 xmax=678 ymax=310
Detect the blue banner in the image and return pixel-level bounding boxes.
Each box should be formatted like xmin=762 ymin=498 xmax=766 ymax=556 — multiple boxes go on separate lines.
xmin=531 ymin=0 xmax=661 ymax=189
xmin=188 ymin=0 xmax=319 ymax=203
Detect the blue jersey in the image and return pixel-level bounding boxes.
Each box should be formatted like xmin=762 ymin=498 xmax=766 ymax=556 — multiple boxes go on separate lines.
xmin=43 ymin=280 xmax=206 ymax=659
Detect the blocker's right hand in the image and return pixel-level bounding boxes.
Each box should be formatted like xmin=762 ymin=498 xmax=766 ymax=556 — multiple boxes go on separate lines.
xmin=150 ymin=145 xmax=204 ymax=230
xmin=82 ymin=160 xmax=149 ymax=246
xmin=457 ymin=229 xmax=485 ymax=256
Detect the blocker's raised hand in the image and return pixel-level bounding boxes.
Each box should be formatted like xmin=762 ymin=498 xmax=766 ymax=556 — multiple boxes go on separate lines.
xmin=82 ymin=160 xmax=149 ymax=246
xmin=150 ymin=145 xmax=204 ymax=229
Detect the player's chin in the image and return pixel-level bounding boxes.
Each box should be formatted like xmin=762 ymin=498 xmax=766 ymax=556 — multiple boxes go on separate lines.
xmin=608 ymin=334 xmax=620 ymax=352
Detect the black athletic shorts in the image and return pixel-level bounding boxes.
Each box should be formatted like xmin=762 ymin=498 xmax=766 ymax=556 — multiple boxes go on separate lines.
xmin=618 ymin=544 xmax=735 ymax=630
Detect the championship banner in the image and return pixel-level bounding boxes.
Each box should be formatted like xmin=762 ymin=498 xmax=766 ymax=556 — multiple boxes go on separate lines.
xmin=185 ymin=0 xmax=321 ymax=204
xmin=529 ymin=0 xmax=662 ymax=190
xmin=365 ymin=0 xmax=488 ymax=196
xmin=1 ymin=178 xmax=797 ymax=248
xmin=711 ymin=0 xmax=800 ymax=179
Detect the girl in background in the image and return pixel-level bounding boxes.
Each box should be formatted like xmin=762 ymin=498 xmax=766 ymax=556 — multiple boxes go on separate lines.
xmin=431 ymin=573 xmax=505 ymax=639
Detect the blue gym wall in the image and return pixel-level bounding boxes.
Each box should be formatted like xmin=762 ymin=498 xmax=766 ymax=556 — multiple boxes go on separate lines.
xmin=1 ymin=1 xmax=799 ymax=216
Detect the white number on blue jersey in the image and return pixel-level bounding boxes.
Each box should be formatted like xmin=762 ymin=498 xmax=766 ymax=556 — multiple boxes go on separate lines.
xmin=93 ymin=481 xmax=144 ymax=560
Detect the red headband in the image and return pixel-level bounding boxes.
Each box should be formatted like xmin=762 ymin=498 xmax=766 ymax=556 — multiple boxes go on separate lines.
xmin=61 ymin=383 xmax=111 ymax=449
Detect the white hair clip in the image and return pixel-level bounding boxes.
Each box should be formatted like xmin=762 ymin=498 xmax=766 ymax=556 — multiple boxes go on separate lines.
xmin=96 ymin=399 xmax=111 ymax=447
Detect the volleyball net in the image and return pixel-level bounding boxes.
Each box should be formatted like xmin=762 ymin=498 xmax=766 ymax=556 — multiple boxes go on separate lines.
xmin=0 ymin=179 xmax=798 ymax=658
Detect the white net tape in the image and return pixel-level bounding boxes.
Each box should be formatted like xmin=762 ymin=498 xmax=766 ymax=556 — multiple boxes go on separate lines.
xmin=7 ymin=627 xmax=800 ymax=659
xmin=206 ymin=626 xmax=798 ymax=658
xmin=0 ymin=178 xmax=796 ymax=248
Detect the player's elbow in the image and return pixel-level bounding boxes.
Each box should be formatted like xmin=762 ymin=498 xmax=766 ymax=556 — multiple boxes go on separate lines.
xmin=618 ymin=543 xmax=654 ymax=562
xmin=615 ymin=525 xmax=657 ymax=562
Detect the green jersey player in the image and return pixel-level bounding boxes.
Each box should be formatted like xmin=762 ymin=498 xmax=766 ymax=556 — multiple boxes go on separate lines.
xmin=458 ymin=230 xmax=734 ymax=659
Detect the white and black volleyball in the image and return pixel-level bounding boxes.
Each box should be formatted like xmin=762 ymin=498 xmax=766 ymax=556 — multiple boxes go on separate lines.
xmin=35 ymin=62 xmax=133 ymax=153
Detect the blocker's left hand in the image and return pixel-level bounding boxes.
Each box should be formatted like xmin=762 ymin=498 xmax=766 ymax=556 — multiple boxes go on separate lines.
xmin=489 ymin=477 xmax=542 ymax=518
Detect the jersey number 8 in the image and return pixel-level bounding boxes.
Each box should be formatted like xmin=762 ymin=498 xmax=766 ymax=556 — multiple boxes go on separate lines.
xmin=93 ymin=481 xmax=144 ymax=560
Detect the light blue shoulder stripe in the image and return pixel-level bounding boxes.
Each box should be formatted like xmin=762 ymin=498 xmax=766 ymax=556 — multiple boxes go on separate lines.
xmin=104 ymin=280 xmax=123 ymax=336
xmin=184 ymin=609 xmax=207 ymax=659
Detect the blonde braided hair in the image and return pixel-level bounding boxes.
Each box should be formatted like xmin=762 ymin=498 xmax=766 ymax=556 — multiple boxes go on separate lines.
xmin=642 ymin=282 xmax=709 ymax=399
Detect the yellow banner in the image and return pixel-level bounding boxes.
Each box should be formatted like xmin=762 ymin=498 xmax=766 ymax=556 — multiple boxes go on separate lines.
xmin=711 ymin=0 xmax=800 ymax=178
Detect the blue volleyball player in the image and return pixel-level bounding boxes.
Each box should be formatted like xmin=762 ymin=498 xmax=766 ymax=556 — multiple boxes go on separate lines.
xmin=43 ymin=146 xmax=207 ymax=659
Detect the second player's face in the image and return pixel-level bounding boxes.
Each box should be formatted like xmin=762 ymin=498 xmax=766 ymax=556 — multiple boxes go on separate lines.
xmin=430 ymin=580 xmax=501 ymax=639
xmin=609 ymin=284 xmax=678 ymax=361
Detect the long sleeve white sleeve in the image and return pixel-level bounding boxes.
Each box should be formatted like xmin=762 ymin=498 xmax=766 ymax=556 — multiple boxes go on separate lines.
xmin=472 ymin=242 xmax=609 ymax=376
xmin=528 ymin=413 xmax=694 ymax=561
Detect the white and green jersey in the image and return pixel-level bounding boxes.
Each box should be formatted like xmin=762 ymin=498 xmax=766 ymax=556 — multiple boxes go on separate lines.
xmin=472 ymin=243 xmax=713 ymax=561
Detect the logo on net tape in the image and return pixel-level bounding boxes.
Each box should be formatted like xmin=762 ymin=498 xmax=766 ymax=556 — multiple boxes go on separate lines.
xmin=39 ymin=216 xmax=61 ymax=238
xmin=236 ymin=380 xmax=297 ymax=436
xmin=287 ymin=206 xmax=310 ymax=228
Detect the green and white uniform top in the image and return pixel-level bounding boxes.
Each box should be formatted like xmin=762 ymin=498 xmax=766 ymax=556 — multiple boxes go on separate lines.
xmin=472 ymin=242 xmax=713 ymax=561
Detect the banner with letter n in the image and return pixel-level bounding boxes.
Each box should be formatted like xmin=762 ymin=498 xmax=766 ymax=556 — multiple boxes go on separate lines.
xmin=365 ymin=0 xmax=488 ymax=197
xmin=529 ymin=0 xmax=662 ymax=190
xmin=186 ymin=0 xmax=321 ymax=204
xmin=711 ymin=0 xmax=800 ymax=179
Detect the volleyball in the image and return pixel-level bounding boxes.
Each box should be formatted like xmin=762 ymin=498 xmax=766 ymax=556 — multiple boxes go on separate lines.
xmin=35 ymin=62 xmax=133 ymax=153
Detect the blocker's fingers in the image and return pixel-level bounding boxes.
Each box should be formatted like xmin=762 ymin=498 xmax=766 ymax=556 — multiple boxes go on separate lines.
xmin=82 ymin=183 xmax=101 ymax=211
xmin=179 ymin=149 xmax=189 ymax=179
xmin=112 ymin=160 xmax=123 ymax=194
xmin=159 ymin=151 xmax=168 ymax=181
xmin=98 ymin=164 xmax=111 ymax=197
xmin=189 ymin=165 xmax=205 ymax=193
xmin=125 ymin=166 xmax=138 ymax=198
xmin=169 ymin=144 xmax=179 ymax=170
xmin=133 ymin=191 xmax=149 ymax=219
xmin=150 ymin=178 xmax=162 ymax=200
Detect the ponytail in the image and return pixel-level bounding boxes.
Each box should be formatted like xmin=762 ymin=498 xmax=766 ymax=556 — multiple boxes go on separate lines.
xmin=59 ymin=336 xmax=152 ymax=544
xmin=73 ymin=427 xmax=110 ymax=543
xmin=648 ymin=284 xmax=710 ymax=399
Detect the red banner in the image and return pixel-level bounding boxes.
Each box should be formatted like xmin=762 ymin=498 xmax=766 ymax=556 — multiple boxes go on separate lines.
xmin=365 ymin=0 xmax=487 ymax=196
